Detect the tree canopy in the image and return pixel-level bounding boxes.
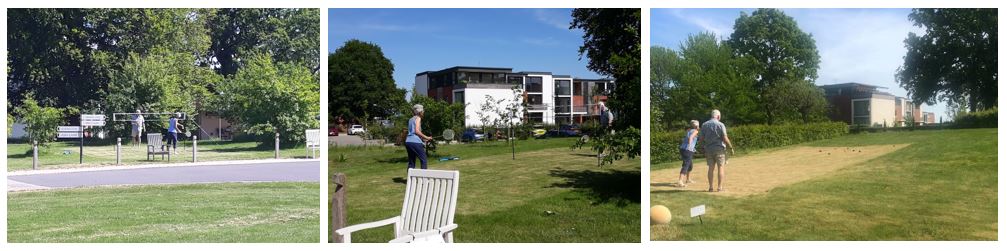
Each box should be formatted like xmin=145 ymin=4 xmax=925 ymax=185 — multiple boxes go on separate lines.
xmin=652 ymin=9 xmax=828 ymax=128
xmin=7 ymin=8 xmax=320 ymax=143
xmin=571 ymin=8 xmax=641 ymax=130
xmin=328 ymin=39 xmax=407 ymax=123
xmin=727 ymin=8 xmax=822 ymax=124
xmin=897 ymin=8 xmax=997 ymax=112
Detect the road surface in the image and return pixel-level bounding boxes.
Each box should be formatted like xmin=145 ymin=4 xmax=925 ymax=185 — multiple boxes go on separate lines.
xmin=8 ymin=160 xmax=320 ymax=191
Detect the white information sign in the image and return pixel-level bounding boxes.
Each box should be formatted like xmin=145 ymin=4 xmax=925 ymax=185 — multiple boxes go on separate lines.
xmin=690 ymin=205 xmax=706 ymax=218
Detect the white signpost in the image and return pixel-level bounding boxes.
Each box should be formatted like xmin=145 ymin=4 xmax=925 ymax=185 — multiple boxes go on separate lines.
xmin=691 ymin=204 xmax=706 ymax=224
xmin=57 ymin=126 xmax=82 ymax=139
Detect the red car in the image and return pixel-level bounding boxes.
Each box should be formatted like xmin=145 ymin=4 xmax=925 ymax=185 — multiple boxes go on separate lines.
xmin=329 ymin=127 xmax=339 ymax=136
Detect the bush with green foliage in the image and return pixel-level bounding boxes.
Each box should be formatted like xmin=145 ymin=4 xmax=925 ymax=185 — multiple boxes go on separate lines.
xmin=951 ymin=108 xmax=997 ymax=129
xmin=214 ymin=53 xmax=320 ymax=144
xmin=651 ymin=122 xmax=848 ymax=164
xmin=13 ymin=94 xmax=77 ymax=147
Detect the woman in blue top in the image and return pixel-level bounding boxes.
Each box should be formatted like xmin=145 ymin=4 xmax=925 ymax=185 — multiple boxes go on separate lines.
xmin=678 ymin=120 xmax=699 ymax=187
xmin=405 ymin=104 xmax=433 ymax=169
xmin=168 ymin=112 xmax=185 ymax=154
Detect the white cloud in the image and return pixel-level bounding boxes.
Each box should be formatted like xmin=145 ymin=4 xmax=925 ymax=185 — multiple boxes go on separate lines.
xmin=666 ymin=9 xmax=734 ymax=39
xmin=533 ymin=9 xmax=573 ymax=30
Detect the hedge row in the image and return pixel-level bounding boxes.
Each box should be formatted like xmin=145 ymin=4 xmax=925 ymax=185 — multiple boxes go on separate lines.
xmin=951 ymin=107 xmax=997 ymax=129
xmin=651 ymin=122 xmax=849 ymax=164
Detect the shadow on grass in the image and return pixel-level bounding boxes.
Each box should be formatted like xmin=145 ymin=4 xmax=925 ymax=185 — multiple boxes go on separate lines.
xmin=569 ymin=153 xmax=598 ymax=158
xmin=203 ymin=146 xmax=267 ymax=153
xmin=548 ymin=168 xmax=641 ymax=207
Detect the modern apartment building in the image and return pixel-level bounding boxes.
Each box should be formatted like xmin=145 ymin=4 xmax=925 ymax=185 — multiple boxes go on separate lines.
xmin=414 ymin=66 xmax=614 ymax=127
xmin=820 ymin=82 xmax=923 ymax=127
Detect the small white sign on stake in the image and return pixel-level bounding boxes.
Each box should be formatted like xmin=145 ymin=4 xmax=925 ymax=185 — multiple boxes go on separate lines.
xmin=691 ymin=204 xmax=706 ymax=224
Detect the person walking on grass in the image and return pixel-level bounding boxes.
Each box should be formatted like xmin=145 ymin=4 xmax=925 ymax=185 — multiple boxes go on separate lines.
xmin=131 ymin=109 xmax=145 ymax=148
xmin=677 ymin=120 xmax=700 ymax=187
xmin=405 ymin=104 xmax=433 ymax=169
xmin=168 ymin=112 xmax=185 ymax=154
xmin=699 ymin=109 xmax=734 ymax=192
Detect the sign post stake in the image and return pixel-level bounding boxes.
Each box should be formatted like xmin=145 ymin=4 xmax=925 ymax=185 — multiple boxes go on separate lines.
xmin=275 ymin=133 xmax=280 ymax=159
xmin=32 ymin=140 xmax=38 ymax=170
xmin=192 ymin=135 xmax=197 ymax=163
xmin=116 ymin=137 xmax=121 ymax=165
xmin=79 ymin=121 xmax=84 ymax=164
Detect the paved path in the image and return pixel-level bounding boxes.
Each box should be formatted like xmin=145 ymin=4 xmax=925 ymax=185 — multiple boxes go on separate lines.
xmin=8 ymin=160 xmax=320 ymax=191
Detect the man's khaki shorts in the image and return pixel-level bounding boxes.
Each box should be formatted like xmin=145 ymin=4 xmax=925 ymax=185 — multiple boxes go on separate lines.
xmin=705 ymin=148 xmax=727 ymax=168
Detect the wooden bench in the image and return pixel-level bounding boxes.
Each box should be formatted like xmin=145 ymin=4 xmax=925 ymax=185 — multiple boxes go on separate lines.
xmin=146 ymin=133 xmax=170 ymax=161
xmin=306 ymin=129 xmax=321 ymax=159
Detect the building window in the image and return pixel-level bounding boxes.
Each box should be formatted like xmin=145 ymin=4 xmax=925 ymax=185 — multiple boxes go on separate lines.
xmin=528 ymin=112 xmax=544 ymax=124
xmin=454 ymin=92 xmax=464 ymax=105
xmin=457 ymin=72 xmax=469 ymax=84
xmin=508 ymin=76 xmax=523 ymax=86
xmin=555 ymin=97 xmax=570 ymax=113
xmin=555 ymin=115 xmax=571 ymax=125
xmin=573 ymin=82 xmax=583 ymax=96
xmin=853 ymin=100 xmax=870 ymax=125
xmin=526 ymin=77 xmax=543 ymax=93
xmin=555 ymin=80 xmax=571 ymax=95
xmin=528 ymin=94 xmax=543 ymax=105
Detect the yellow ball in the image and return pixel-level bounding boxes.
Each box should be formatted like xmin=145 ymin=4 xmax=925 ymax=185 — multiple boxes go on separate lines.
xmin=650 ymin=205 xmax=672 ymax=225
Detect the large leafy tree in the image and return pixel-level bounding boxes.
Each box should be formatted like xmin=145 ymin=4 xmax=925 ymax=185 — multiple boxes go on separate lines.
xmin=7 ymin=9 xmax=214 ymax=110
xmin=571 ymin=8 xmax=641 ymax=165
xmin=652 ymin=33 xmax=762 ymax=129
xmin=207 ymin=8 xmax=320 ymax=76
xmin=571 ymin=8 xmax=641 ymax=130
xmin=727 ymin=8 xmax=821 ymax=124
xmin=329 ymin=39 xmax=407 ymax=123
xmin=214 ymin=54 xmax=320 ymax=143
xmin=897 ymin=8 xmax=997 ymax=112
xmin=104 ymin=51 xmax=219 ymax=136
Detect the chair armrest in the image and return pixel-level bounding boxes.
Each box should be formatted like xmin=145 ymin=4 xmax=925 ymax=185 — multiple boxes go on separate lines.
xmin=335 ymin=216 xmax=400 ymax=243
xmin=388 ymin=224 xmax=458 ymax=243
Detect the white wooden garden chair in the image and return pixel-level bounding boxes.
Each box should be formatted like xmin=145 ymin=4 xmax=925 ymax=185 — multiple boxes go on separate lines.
xmin=335 ymin=169 xmax=460 ymax=243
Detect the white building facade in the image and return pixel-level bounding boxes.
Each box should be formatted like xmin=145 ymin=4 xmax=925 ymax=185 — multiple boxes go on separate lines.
xmin=414 ymin=66 xmax=614 ymax=127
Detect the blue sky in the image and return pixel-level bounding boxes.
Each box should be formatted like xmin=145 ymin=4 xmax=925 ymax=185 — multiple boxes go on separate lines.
xmin=328 ymin=8 xmax=602 ymax=97
xmin=652 ymin=8 xmax=948 ymax=121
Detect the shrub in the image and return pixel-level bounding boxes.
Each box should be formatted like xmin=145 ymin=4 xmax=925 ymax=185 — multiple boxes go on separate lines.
xmin=651 ymin=121 xmax=848 ymax=164
xmin=13 ymin=93 xmax=76 ymax=147
xmin=951 ymin=108 xmax=997 ymax=129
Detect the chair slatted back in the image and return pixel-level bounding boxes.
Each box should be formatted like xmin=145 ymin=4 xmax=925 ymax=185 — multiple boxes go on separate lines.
xmin=399 ymin=169 xmax=459 ymax=238
xmin=305 ymin=129 xmax=320 ymax=147
xmin=147 ymin=133 xmax=163 ymax=149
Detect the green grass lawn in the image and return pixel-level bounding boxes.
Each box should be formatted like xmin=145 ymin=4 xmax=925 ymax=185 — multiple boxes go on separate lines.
xmin=330 ymin=138 xmax=641 ymax=243
xmin=7 ymin=140 xmax=315 ymax=171
xmin=7 ymin=182 xmax=320 ymax=243
xmin=651 ymin=128 xmax=998 ymax=240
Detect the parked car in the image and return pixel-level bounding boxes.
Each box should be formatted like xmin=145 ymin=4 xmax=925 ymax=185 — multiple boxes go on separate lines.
xmin=461 ymin=128 xmax=486 ymax=142
xmin=349 ymin=125 xmax=366 ymax=135
xmin=328 ymin=127 xmax=339 ymax=136
xmin=547 ymin=125 xmax=581 ymax=137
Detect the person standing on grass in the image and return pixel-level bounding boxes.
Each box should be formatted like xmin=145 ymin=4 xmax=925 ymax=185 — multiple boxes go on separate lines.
xmin=699 ymin=109 xmax=734 ymax=192
xmin=405 ymin=104 xmax=433 ymax=169
xmin=598 ymin=101 xmax=614 ymax=135
xmin=168 ymin=112 xmax=185 ymax=154
xmin=131 ymin=109 xmax=145 ymax=147
xmin=677 ymin=120 xmax=700 ymax=187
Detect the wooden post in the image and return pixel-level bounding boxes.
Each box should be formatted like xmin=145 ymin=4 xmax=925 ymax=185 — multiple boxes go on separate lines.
xmin=192 ymin=135 xmax=198 ymax=162
xmin=331 ymin=173 xmax=347 ymax=243
xmin=275 ymin=133 xmax=280 ymax=159
xmin=32 ymin=140 xmax=38 ymax=170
